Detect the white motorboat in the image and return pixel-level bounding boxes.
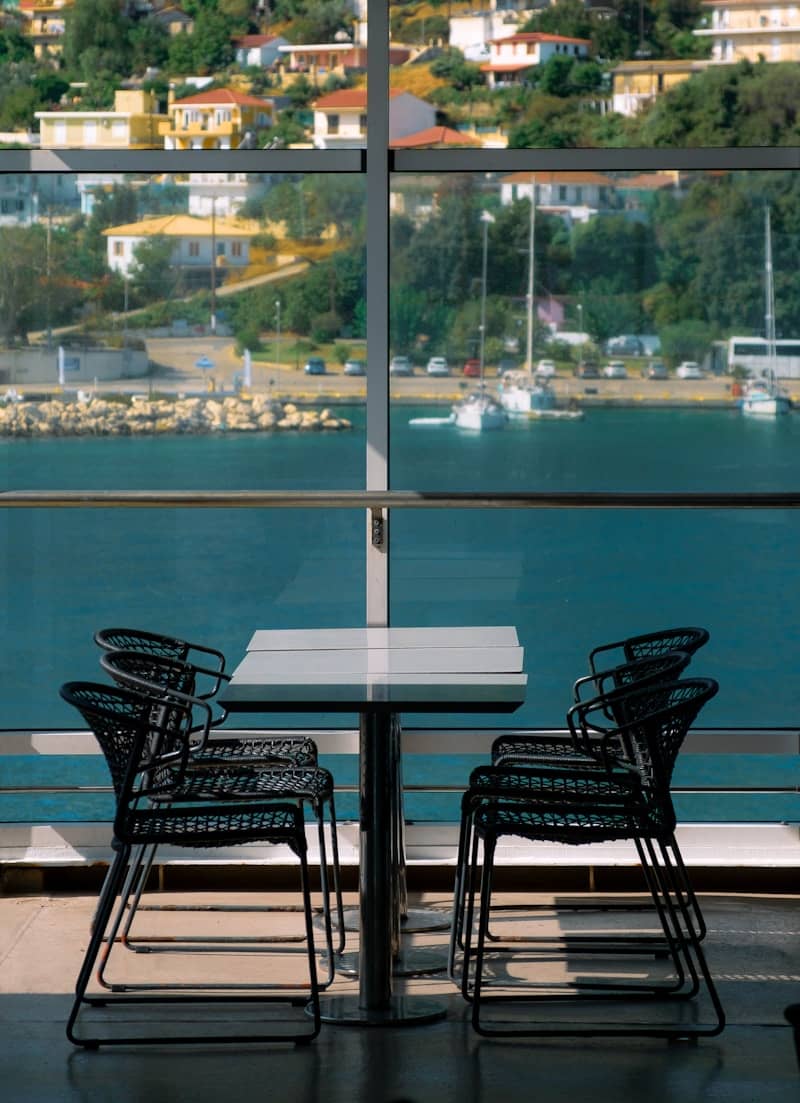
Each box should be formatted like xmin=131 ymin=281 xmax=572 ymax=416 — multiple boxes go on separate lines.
xmin=498 ymin=371 xmax=584 ymax=419
xmin=453 ymin=388 xmax=507 ymax=431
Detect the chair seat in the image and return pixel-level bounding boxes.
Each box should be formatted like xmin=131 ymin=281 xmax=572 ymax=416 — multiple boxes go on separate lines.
xmin=475 ymin=798 xmax=673 ymax=845
xmin=178 ymin=763 xmax=335 ymax=802
xmin=125 ymin=800 xmax=304 ymax=848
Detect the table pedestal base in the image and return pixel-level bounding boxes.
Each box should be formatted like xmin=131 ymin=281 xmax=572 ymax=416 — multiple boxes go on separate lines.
xmin=317 ymin=994 xmax=449 ymax=1027
xmin=340 ymin=906 xmax=451 ymax=935
xmin=334 ymin=944 xmax=447 ymax=978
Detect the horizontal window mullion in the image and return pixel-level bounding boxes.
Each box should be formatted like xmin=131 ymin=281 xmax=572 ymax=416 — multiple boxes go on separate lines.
xmin=392 ymin=147 xmax=800 ymax=174
xmin=2 ymin=150 xmax=365 ymax=174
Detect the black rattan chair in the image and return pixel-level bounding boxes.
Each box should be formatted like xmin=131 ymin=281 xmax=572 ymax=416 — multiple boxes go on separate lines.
xmin=457 ymin=677 xmax=725 ymax=1039
xmin=97 ymin=647 xmax=345 ymax=971
xmin=59 ymin=680 xmax=321 ymax=1048
xmin=490 ymin=625 xmax=709 ymax=765
xmin=450 ymin=650 xmax=693 ymax=974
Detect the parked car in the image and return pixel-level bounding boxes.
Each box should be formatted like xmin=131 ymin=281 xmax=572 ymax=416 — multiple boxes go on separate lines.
xmin=574 ymin=361 xmax=599 ymax=379
xmin=676 ymin=361 xmax=704 ymax=380
xmin=389 ymin=355 xmax=413 ymax=376
xmin=535 ymin=358 xmax=556 ymax=378
xmin=304 ymin=356 xmax=326 ymax=375
xmin=463 ymin=358 xmax=482 ymax=377
xmin=426 ymin=356 xmax=450 ymax=377
xmin=645 ymin=360 xmax=668 ymax=380
xmin=343 ymin=358 xmax=366 ymax=376
xmin=606 ymin=335 xmax=644 ymax=357
xmin=602 ymin=360 xmax=628 ymax=379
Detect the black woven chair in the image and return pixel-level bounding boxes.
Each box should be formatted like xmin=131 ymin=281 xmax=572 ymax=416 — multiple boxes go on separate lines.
xmin=490 ymin=625 xmax=709 ymax=765
xmin=450 ymin=650 xmax=693 ymax=974
xmin=457 ymin=677 xmax=724 ymax=1039
xmin=59 ymin=680 xmax=321 ymax=1048
xmin=97 ymin=647 xmax=345 ymax=972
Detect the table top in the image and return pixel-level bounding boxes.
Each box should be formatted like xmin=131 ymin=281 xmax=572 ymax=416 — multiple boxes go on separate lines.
xmin=219 ymin=625 xmax=527 ymax=714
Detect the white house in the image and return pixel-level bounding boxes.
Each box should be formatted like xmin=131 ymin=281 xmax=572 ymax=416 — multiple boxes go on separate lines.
xmin=499 ymin=171 xmax=616 ymax=225
xmin=233 ymin=34 xmax=287 ymax=68
xmin=449 ymin=2 xmax=538 ymax=61
xmin=481 ymin=31 xmax=591 ymax=87
xmin=104 ymin=214 xmax=254 ymax=277
xmin=311 ymin=88 xmax=436 ymax=149
xmin=184 ymin=172 xmax=271 ymax=218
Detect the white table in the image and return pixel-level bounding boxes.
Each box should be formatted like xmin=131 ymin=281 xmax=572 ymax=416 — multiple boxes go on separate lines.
xmin=219 ymin=625 xmax=526 ymax=1025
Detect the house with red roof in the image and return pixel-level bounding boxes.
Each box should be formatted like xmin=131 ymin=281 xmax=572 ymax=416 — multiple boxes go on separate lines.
xmin=159 ymin=88 xmax=276 ymax=150
xmin=311 ymin=88 xmax=436 ymax=149
xmin=482 ymin=31 xmax=591 ymax=88
xmin=499 ymin=170 xmax=617 ymax=224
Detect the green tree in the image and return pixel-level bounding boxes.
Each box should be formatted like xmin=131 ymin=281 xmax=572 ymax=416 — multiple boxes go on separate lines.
xmin=61 ymin=0 xmax=133 ymax=79
xmin=129 ymin=235 xmax=176 ymax=304
xmin=0 ymin=226 xmax=47 ymax=343
xmin=189 ymin=8 xmax=236 ymax=74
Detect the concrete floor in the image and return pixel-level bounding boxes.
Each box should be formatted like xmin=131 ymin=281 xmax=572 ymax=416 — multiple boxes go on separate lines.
xmin=0 ymin=888 xmax=797 ymax=1103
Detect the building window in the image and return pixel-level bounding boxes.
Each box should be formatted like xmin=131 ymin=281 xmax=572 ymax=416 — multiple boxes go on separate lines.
xmin=188 ymin=241 xmax=200 ymax=256
xmin=328 ymin=114 xmax=340 ymax=135
xmin=231 ymin=241 xmax=243 ymax=257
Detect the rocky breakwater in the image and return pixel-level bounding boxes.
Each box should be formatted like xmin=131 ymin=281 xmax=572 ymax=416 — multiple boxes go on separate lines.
xmin=0 ymin=394 xmax=352 ymax=437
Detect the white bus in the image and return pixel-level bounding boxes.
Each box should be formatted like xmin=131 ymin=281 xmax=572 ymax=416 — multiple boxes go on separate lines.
xmin=727 ymin=336 xmax=800 ymax=378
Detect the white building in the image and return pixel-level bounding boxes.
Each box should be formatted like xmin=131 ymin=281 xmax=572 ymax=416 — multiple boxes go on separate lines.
xmin=499 ymin=171 xmax=616 ymax=225
xmin=0 ymin=173 xmax=80 ymax=225
xmin=449 ymin=2 xmax=537 ymax=62
xmin=311 ymin=88 xmax=436 ymax=149
xmin=481 ymin=31 xmax=591 ymax=87
xmin=233 ymin=34 xmax=287 ymax=68
xmin=104 ymin=214 xmax=254 ymax=277
xmin=184 ymin=173 xmax=271 ymax=218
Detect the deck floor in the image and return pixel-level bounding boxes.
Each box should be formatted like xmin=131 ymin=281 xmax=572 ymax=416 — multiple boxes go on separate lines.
xmin=0 ymin=888 xmax=797 ymax=1102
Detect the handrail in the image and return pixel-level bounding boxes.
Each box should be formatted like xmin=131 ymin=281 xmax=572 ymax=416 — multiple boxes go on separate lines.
xmin=3 ymin=490 xmax=800 ymax=508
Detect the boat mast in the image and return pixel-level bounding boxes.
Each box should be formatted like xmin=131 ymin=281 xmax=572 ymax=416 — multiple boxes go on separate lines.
xmin=479 ymin=210 xmax=494 ymax=387
xmin=525 ymin=176 xmax=535 ymax=375
xmin=765 ymin=205 xmax=776 ymax=383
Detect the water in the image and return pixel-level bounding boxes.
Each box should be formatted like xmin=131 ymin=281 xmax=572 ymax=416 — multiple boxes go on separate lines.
xmin=3 ymin=404 xmax=800 ymax=729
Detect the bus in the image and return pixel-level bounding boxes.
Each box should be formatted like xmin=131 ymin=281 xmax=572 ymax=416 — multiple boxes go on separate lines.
xmin=727 ymin=336 xmax=800 ymax=379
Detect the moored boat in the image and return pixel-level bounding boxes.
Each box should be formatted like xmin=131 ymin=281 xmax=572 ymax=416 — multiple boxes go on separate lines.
xmin=453 ymin=388 xmax=507 ymax=431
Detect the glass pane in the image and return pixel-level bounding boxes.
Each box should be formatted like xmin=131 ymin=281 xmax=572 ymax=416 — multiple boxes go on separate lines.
xmin=1 ymin=506 xmax=364 ymax=729
xmin=390 ymin=168 xmax=800 ymax=491
xmin=390 ymin=507 xmax=800 ymax=729
xmin=388 ymin=1 xmax=800 ymax=149
xmin=0 ymin=172 xmax=366 ymax=488
xmin=7 ymin=3 xmax=368 ymax=150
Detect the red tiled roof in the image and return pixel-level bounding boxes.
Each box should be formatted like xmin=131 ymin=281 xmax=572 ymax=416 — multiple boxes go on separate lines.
xmin=500 ymin=171 xmax=614 ymax=186
xmin=489 ymin=32 xmax=591 ymax=46
xmin=172 ymin=89 xmax=273 ymax=108
xmin=233 ymin=34 xmax=279 ymax=46
xmin=390 ymin=126 xmax=481 ymax=148
xmin=313 ymin=88 xmax=403 ymax=109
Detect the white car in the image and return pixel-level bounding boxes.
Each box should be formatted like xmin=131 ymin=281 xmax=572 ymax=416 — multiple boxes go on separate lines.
xmin=676 ymin=361 xmax=704 ymax=379
xmin=603 ymin=360 xmax=628 ymax=379
xmin=535 ymin=358 xmax=556 ymax=378
xmin=426 ymin=356 xmax=450 ymax=376
xmin=389 ymin=355 xmax=413 ymax=376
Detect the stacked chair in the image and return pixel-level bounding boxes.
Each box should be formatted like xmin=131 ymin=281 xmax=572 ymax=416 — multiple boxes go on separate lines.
xmin=59 ymin=678 xmax=322 ymax=1047
xmin=96 ymin=643 xmax=344 ymax=968
xmin=450 ymin=626 xmax=725 ymax=1039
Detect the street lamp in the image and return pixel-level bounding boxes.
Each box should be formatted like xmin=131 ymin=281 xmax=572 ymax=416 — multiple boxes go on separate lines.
xmin=274 ymin=299 xmax=281 ymax=372
xmin=209 ymin=196 xmax=218 ymax=335
xmin=479 ymin=209 xmax=495 ymax=383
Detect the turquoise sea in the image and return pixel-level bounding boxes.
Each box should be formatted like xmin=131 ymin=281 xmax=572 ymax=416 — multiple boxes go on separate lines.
xmin=3 ymin=403 xmax=800 ymax=732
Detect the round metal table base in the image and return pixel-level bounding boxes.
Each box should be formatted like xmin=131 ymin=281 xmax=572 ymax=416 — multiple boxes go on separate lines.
xmin=334 ymin=944 xmax=448 ymax=979
xmin=317 ymin=995 xmax=449 ymax=1027
xmin=340 ymin=906 xmax=451 ymax=934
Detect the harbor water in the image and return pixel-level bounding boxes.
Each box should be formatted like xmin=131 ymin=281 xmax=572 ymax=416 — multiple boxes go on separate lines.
xmin=2 ymin=403 xmax=800 ymax=733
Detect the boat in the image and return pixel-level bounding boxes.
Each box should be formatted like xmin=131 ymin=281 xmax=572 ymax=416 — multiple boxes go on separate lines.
xmin=452 ymin=387 xmax=507 ymax=431
xmin=498 ymin=371 xmax=584 ymax=420
xmin=741 ymin=208 xmax=792 ymax=418
xmin=497 ymin=186 xmax=584 ymax=422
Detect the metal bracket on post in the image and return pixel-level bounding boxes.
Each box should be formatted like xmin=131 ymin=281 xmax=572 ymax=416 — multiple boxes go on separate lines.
xmin=371 ymin=507 xmax=385 ymax=548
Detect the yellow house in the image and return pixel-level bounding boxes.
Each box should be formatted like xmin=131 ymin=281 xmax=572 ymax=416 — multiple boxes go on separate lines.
xmin=160 ymin=89 xmax=275 ymax=150
xmin=19 ymin=0 xmax=71 ymax=60
xmin=611 ymin=59 xmax=709 ymax=116
xmin=694 ymin=0 xmax=800 ymax=62
xmin=104 ymin=214 xmax=256 ymax=278
xmin=35 ymin=90 xmax=167 ymax=149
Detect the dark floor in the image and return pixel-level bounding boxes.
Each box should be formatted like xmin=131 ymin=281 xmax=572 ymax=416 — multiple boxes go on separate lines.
xmin=1 ymin=889 xmax=797 ymax=1103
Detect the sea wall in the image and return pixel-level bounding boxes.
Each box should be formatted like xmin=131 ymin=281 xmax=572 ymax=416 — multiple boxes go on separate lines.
xmin=0 ymin=394 xmax=352 ymax=436
xmin=0 ymin=346 xmax=150 ymax=384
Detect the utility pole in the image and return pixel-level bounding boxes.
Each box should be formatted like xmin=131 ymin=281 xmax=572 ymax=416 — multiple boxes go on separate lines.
xmin=525 ymin=177 xmax=535 ymax=374
xmin=209 ymin=197 xmax=217 ymax=335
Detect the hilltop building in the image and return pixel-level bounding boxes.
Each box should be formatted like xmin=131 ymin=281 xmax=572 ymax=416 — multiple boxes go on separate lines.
xmin=499 ymin=170 xmax=617 ymax=224
xmin=104 ymin=213 xmax=255 ymax=279
xmin=481 ymin=31 xmax=592 ymax=88
xmin=311 ymin=88 xmax=436 ymax=149
xmin=610 ymin=58 xmax=708 ymax=116
xmin=35 ymin=90 xmax=167 ymax=148
xmin=694 ymin=0 xmax=800 ymax=61
xmin=18 ymin=0 xmax=70 ymax=59
xmin=160 ymin=88 xmax=275 ymax=150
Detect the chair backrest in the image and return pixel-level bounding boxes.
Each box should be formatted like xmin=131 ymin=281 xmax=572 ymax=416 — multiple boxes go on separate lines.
xmin=587 ymin=626 xmax=709 ymax=675
xmin=59 ymin=681 xmax=192 ymax=825
xmin=575 ymin=649 xmax=691 ymax=704
xmin=572 ymin=677 xmax=718 ymax=799
xmin=94 ymin=627 xmax=226 ymax=678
